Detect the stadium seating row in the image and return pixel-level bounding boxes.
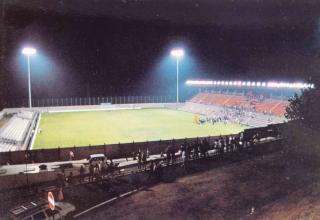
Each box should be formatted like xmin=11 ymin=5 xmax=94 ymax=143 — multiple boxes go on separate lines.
xmin=0 ymin=143 xmax=19 ymax=152
xmin=0 ymin=118 xmax=30 ymax=142
xmin=180 ymin=102 xmax=285 ymax=127
xmin=190 ymin=93 xmax=288 ymax=116
xmin=17 ymin=111 xmax=35 ymax=120
xmin=0 ymin=111 xmax=35 ymax=151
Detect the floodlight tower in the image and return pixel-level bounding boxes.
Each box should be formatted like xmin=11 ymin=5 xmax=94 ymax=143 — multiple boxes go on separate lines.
xmin=171 ymin=48 xmax=184 ymax=103
xmin=22 ymin=47 xmax=36 ymax=109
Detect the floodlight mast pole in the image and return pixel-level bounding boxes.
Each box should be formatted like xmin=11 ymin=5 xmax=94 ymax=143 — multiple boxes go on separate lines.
xmin=27 ymin=55 xmax=32 ymax=109
xmin=171 ymin=48 xmax=184 ymax=104
xmin=22 ymin=47 xmax=36 ymax=109
xmin=176 ymin=57 xmax=179 ymax=103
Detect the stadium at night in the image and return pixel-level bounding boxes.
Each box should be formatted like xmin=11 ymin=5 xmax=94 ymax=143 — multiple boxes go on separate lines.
xmin=0 ymin=75 xmax=311 ymax=151
xmin=2 ymin=44 xmax=313 ymax=152
xmin=1 ymin=1 xmax=320 ymax=220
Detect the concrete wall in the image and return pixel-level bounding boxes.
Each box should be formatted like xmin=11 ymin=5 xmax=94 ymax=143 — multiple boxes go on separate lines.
xmin=0 ymin=170 xmax=59 ymax=190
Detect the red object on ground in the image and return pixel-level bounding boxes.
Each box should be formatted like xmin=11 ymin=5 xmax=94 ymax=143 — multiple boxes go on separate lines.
xmin=48 ymin=191 xmax=55 ymax=210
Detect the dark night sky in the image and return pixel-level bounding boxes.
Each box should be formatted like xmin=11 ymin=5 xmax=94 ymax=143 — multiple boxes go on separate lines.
xmin=2 ymin=0 xmax=320 ymax=102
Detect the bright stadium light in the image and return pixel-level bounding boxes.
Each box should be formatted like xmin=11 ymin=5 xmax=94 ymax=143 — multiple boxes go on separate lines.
xmin=171 ymin=48 xmax=184 ymax=57
xmin=22 ymin=47 xmax=37 ymax=108
xmin=185 ymin=79 xmax=314 ymax=89
xmin=22 ymin=47 xmax=36 ymax=56
xmin=185 ymin=80 xmax=213 ymax=85
xmin=170 ymin=48 xmax=184 ymax=103
xmin=267 ymin=82 xmax=276 ymax=87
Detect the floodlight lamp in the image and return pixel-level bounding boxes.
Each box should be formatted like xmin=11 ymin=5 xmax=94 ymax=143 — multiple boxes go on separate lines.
xmin=267 ymin=82 xmax=274 ymax=87
xmin=22 ymin=47 xmax=36 ymax=56
xmin=171 ymin=48 xmax=184 ymax=57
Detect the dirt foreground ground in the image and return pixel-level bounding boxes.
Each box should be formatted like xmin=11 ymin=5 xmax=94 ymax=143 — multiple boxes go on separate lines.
xmin=76 ymin=152 xmax=320 ymax=220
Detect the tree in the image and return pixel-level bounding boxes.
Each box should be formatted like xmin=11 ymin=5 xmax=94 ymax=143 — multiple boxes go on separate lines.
xmin=285 ymin=84 xmax=320 ymax=130
xmin=283 ymin=82 xmax=320 ymax=160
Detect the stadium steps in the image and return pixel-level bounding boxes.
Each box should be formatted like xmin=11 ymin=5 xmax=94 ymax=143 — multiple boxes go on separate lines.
xmin=0 ymin=110 xmax=36 ymax=151
xmin=189 ymin=93 xmax=289 ymax=117
xmin=180 ymin=101 xmax=285 ymax=128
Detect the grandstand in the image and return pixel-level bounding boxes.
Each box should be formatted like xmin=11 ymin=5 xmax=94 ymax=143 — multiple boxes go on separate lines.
xmin=182 ymin=92 xmax=287 ymax=127
xmin=189 ymin=92 xmax=289 ymax=116
xmin=0 ymin=111 xmax=38 ymax=152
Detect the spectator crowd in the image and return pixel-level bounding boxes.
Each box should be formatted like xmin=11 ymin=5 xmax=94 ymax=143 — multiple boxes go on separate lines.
xmin=55 ymin=133 xmax=257 ymax=187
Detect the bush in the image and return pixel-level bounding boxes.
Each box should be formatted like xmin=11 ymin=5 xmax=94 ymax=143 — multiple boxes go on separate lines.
xmin=282 ymin=121 xmax=320 ymax=161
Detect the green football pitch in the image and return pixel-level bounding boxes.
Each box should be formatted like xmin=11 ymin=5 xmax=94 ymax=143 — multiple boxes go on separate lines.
xmin=33 ymin=108 xmax=249 ymax=149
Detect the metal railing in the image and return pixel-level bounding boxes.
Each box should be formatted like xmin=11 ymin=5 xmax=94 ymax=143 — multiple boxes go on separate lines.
xmin=8 ymin=96 xmax=177 ymax=108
